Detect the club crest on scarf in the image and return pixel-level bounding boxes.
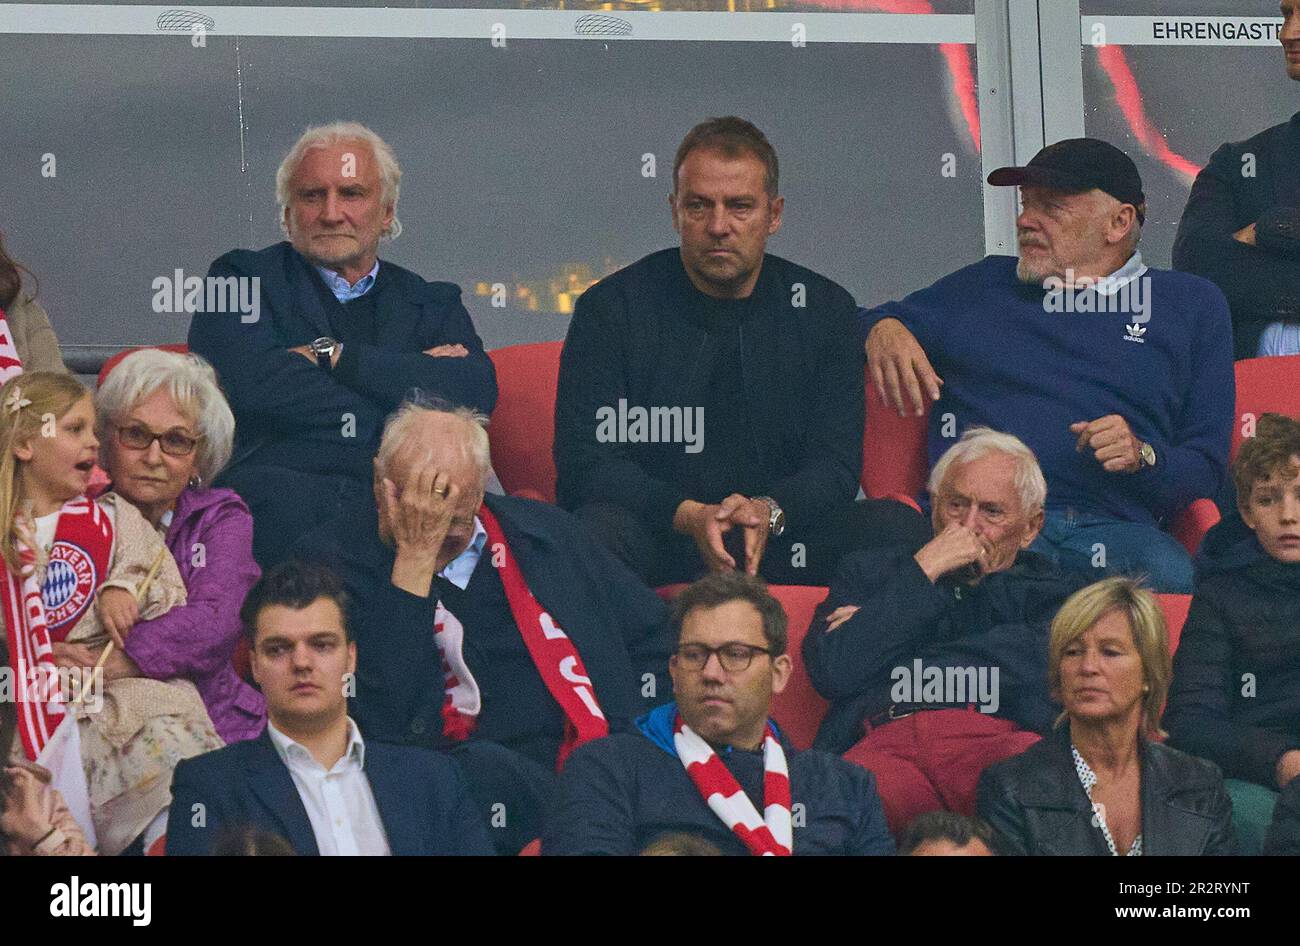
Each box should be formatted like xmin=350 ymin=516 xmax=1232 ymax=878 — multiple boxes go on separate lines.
xmin=42 ymin=541 xmax=99 ymax=632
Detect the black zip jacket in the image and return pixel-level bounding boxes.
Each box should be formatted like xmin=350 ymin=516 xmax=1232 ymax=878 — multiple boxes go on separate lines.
xmin=1163 ymin=519 xmax=1300 ymax=787
xmin=554 ymin=247 xmax=863 ymax=534
xmin=1173 ymin=111 xmax=1300 ymax=359
xmin=804 ymin=545 xmax=1082 ymax=754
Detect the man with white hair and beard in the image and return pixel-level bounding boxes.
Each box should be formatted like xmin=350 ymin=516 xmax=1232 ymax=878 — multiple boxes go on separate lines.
xmin=294 ymin=398 xmax=674 ymax=854
xmin=861 ymin=138 xmax=1233 ymax=593
xmin=190 ymin=121 xmax=497 ymax=568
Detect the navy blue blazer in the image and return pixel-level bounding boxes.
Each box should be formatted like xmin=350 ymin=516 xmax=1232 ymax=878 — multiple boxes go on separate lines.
xmin=189 ymin=241 xmax=497 ymax=482
xmin=166 ymin=730 xmax=494 ymax=855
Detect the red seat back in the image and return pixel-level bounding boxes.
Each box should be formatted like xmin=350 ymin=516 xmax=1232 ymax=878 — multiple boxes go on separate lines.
xmin=97 ymin=343 xmax=190 ymax=387
xmin=655 ymin=582 xmax=830 ymax=752
xmin=487 ymin=342 xmax=562 ymax=503
xmin=1156 ymin=593 xmax=1191 ymax=657
xmin=862 ymin=367 xmax=929 ymax=500
xmin=1231 ymin=355 xmax=1300 ymax=463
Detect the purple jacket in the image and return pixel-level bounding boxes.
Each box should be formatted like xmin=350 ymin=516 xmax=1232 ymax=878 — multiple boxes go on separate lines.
xmin=122 ymin=486 xmax=266 ymax=743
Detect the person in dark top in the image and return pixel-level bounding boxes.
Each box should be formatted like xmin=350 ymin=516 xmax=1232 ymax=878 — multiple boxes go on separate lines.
xmin=189 ymin=121 xmax=497 ymax=568
xmin=1264 ymin=777 xmax=1300 ymax=855
xmin=294 ymin=399 xmax=674 ymax=854
xmin=1172 ymin=1 xmax=1300 ymax=359
xmin=555 ymin=116 xmax=927 ymax=588
xmin=979 ymin=577 xmax=1236 ymax=856
xmin=864 ymin=138 xmax=1233 ymax=594
xmin=1164 ymin=413 xmax=1300 ymax=853
xmin=805 ymin=428 xmax=1081 ymax=835
xmin=543 ymin=572 xmax=894 ymax=856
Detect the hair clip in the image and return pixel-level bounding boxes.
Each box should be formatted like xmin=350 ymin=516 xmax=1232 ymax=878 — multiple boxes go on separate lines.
xmin=4 ymin=387 xmax=31 ymax=415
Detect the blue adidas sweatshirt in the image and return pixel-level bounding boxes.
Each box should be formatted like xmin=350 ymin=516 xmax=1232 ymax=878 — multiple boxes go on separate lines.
xmin=858 ymin=255 xmax=1234 ymax=525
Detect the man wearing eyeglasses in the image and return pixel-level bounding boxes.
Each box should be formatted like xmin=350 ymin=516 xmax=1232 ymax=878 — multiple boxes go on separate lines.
xmin=543 ymin=571 xmax=893 ymax=855
xmin=803 ymin=428 xmax=1081 ymax=837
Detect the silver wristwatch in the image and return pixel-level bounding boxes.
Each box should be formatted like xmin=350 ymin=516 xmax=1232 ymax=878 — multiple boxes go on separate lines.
xmin=754 ymin=496 xmax=786 ymax=538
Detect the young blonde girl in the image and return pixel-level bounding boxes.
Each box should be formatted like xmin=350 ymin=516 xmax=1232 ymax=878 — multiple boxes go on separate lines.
xmin=0 ymin=372 xmax=221 ymax=854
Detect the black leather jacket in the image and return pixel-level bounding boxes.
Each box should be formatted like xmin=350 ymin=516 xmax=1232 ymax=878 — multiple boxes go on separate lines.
xmin=977 ymin=725 xmax=1237 ymax=856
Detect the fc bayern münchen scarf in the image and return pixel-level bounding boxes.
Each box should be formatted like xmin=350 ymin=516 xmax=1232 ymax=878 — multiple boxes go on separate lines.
xmin=433 ymin=505 xmax=609 ymax=771
xmin=672 ymin=712 xmax=792 ymax=856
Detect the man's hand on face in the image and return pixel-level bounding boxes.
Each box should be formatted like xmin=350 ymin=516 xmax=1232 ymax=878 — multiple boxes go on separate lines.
xmin=383 ymin=459 xmax=458 ymax=598
xmin=866 ymin=317 xmax=943 ymax=418
xmin=913 ymin=522 xmax=988 ymax=584
xmin=673 ymin=495 xmax=770 ymax=575
xmin=1070 ymin=415 xmax=1142 ymax=474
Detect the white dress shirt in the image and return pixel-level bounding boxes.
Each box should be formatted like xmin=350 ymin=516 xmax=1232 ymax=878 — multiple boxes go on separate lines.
xmin=267 ymin=717 xmax=391 ymax=856
xmin=437 ymin=516 xmax=488 ymax=590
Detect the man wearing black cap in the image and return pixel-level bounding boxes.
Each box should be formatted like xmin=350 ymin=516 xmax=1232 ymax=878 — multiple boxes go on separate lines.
xmin=861 ymin=137 xmax=1233 ymax=593
xmin=1173 ymin=0 xmax=1300 ymax=360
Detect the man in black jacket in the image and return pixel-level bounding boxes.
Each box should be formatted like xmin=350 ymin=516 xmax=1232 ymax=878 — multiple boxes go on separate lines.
xmin=555 ymin=116 xmax=927 ymax=587
xmin=804 ymin=428 xmax=1081 ymax=835
xmin=543 ymin=572 xmax=893 ymax=855
xmin=1172 ymin=1 xmax=1300 ymax=359
xmin=190 ymin=121 xmax=497 ymax=567
xmin=294 ymin=400 xmax=673 ymax=854
xmin=1164 ymin=413 xmax=1300 ymax=853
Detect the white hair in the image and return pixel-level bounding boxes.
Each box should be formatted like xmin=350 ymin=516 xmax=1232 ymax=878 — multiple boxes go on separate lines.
xmin=94 ymin=349 xmax=235 ymax=484
xmin=275 ymin=121 xmax=403 ymax=240
xmin=927 ymin=426 xmax=1047 ymax=514
xmin=375 ymin=395 xmax=492 ymax=484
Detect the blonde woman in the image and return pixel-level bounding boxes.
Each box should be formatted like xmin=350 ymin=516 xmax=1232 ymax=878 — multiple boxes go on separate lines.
xmin=977 ymin=577 xmax=1235 ymax=855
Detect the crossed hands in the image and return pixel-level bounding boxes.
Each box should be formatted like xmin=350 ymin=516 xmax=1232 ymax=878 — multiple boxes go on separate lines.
xmin=674 ymin=495 xmax=772 ymax=576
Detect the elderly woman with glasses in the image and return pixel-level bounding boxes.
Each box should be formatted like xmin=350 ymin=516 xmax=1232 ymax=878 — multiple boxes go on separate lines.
xmin=94 ymin=349 xmax=265 ymax=743
xmin=977 ymin=577 xmax=1235 ymax=856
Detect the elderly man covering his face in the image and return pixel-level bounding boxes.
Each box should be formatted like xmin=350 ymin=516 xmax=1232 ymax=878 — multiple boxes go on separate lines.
xmin=804 ymin=428 xmax=1082 ymax=836
xmin=294 ymin=398 xmax=673 ymax=854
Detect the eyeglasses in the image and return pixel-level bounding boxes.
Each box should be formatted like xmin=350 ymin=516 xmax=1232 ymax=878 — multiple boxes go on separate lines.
xmin=676 ymin=642 xmax=774 ymax=673
xmin=113 ymin=423 xmax=203 ymax=457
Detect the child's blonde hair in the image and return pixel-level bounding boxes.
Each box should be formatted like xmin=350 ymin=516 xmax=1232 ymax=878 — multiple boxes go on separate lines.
xmin=0 ymin=372 xmax=92 ymax=572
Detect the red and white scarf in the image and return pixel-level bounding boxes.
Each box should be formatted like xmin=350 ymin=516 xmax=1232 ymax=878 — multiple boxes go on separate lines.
xmin=0 ymin=308 xmax=24 ymax=385
xmin=433 ymin=505 xmax=609 ymax=770
xmin=673 ymin=712 xmax=793 ymax=856
xmin=1 ymin=497 xmax=113 ymax=760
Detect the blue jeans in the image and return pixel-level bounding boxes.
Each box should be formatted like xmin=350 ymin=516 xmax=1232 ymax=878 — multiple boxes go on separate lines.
xmin=1030 ymin=508 xmax=1195 ymax=594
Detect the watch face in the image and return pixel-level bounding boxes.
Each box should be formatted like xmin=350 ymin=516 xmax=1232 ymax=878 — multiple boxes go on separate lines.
xmin=1141 ymin=444 xmax=1156 ymax=467
xmin=311 ymin=337 xmax=336 ymax=356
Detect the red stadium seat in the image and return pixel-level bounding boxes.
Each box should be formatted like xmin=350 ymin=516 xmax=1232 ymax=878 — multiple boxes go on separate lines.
xmin=1230 ymin=355 xmax=1300 ymax=462
xmin=96 ymin=343 xmax=189 ymax=387
xmin=656 ymin=582 xmax=830 ymax=752
xmin=862 ymin=369 xmax=930 ymax=502
xmin=519 ymin=838 xmax=542 ymax=856
xmin=862 ymin=365 xmax=1216 ymax=555
xmin=487 ymin=342 xmax=562 ymax=503
xmin=233 ymin=635 xmax=253 ymax=683
xmin=1156 ymin=593 xmax=1191 ymax=657
xmin=146 ymin=834 xmax=166 ymax=856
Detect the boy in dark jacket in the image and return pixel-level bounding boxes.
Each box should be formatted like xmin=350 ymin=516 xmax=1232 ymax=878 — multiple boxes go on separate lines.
xmin=1165 ymin=413 xmax=1300 ymax=853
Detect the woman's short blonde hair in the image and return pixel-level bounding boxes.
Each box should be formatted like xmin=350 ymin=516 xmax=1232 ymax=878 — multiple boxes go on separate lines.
xmin=1047 ymin=576 xmax=1171 ymax=739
